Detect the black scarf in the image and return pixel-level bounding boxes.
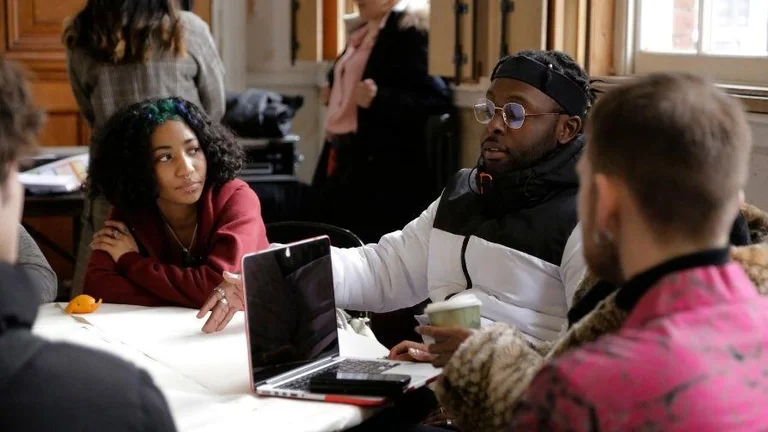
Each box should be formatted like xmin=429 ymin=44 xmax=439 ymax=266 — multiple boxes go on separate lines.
xmin=476 ymin=135 xmax=584 ymax=216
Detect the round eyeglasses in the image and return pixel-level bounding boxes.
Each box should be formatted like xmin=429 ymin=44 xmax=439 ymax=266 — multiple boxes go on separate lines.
xmin=473 ymin=98 xmax=563 ymax=130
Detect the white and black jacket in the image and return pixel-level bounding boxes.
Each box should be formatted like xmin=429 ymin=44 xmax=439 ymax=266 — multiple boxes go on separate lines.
xmin=332 ymin=137 xmax=587 ymax=342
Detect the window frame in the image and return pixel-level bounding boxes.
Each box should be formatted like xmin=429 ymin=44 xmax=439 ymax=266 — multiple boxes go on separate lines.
xmin=618 ymin=0 xmax=768 ymax=87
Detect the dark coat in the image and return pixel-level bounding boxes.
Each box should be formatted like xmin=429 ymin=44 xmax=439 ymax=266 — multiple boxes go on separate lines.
xmin=311 ymin=8 xmax=453 ymax=242
xmin=0 ymin=263 xmax=176 ymax=432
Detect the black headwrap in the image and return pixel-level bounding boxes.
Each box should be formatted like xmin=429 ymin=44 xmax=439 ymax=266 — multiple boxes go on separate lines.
xmin=491 ymin=55 xmax=589 ymax=117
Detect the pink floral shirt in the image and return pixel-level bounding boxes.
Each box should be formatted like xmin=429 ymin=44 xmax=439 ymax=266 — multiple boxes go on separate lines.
xmin=511 ymin=255 xmax=768 ymax=431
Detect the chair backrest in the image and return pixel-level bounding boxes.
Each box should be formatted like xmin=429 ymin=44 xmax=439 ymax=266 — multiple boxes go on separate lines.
xmin=424 ymin=110 xmax=460 ymax=197
xmin=265 ymin=221 xmax=364 ymax=249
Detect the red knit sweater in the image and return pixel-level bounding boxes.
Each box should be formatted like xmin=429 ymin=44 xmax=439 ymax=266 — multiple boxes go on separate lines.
xmin=83 ymin=179 xmax=269 ymax=308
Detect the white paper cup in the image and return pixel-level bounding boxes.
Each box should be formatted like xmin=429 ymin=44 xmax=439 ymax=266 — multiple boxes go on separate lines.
xmin=414 ymin=314 xmax=435 ymax=344
xmin=424 ymin=294 xmax=482 ymax=329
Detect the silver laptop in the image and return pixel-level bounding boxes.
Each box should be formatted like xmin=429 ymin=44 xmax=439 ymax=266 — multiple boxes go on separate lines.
xmin=243 ymin=236 xmax=441 ymax=406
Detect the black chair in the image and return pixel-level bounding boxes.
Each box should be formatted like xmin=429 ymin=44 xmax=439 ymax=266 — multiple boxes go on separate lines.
xmin=265 ymin=221 xmax=364 ymax=248
xmin=266 ymin=221 xmax=368 ymax=319
xmin=424 ymin=110 xmax=460 ymax=198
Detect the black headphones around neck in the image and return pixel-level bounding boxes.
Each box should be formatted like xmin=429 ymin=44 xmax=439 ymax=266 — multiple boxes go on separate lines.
xmin=468 ymin=155 xmax=494 ymax=196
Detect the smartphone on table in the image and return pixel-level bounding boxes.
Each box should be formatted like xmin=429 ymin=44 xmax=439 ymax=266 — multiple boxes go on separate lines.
xmin=308 ymin=372 xmax=411 ymax=397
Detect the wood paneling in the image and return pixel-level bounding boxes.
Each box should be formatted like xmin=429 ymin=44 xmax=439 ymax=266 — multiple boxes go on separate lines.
xmin=475 ymin=0 xmax=499 ymax=78
xmin=37 ymin=115 xmax=79 ymax=147
xmin=548 ymin=0 xmax=565 ymax=51
xmin=33 ymin=0 xmax=80 ymax=23
xmin=586 ymin=0 xmax=615 ymax=76
xmin=6 ymin=0 xmax=85 ymax=52
xmin=29 ymin=80 xmax=84 ymax=146
xmin=429 ymin=0 xmax=475 ymax=81
xmin=506 ymin=0 xmax=548 ymax=54
xmin=429 ymin=0 xmax=455 ymax=77
xmin=296 ymin=0 xmax=323 ymax=61
xmin=476 ymin=0 xmax=548 ymax=79
xmin=193 ymin=0 xmax=212 ymax=27
xmin=549 ymin=0 xmax=588 ymax=66
xmin=30 ymin=81 xmax=77 ymax=112
xmin=344 ymin=0 xmax=356 ymax=14
xmin=322 ymin=0 xmax=344 ymax=60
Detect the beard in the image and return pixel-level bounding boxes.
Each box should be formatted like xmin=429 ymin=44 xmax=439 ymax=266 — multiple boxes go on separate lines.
xmin=481 ymin=138 xmax=559 ymax=176
xmin=583 ymin=231 xmax=623 ymax=285
xmin=582 ymin=188 xmax=624 ymax=285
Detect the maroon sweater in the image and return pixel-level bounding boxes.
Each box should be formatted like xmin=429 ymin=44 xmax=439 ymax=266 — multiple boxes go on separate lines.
xmin=83 ymin=179 xmax=269 ymax=308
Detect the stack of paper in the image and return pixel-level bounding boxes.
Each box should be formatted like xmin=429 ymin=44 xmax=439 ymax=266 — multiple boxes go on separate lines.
xmin=21 ymin=152 xmax=88 ymax=194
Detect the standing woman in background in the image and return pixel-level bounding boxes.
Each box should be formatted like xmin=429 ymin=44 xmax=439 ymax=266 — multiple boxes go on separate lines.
xmin=312 ymin=0 xmax=452 ymax=243
xmin=63 ymin=0 xmax=226 ymax=296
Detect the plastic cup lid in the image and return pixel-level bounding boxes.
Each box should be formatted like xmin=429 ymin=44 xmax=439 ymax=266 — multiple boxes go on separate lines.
xmin=425 ymin=294 xmax=482 ymax=314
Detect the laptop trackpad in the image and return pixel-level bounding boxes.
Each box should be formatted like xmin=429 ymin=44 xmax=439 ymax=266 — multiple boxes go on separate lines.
xmin=385 ymin=362 xmax=441 ymax=387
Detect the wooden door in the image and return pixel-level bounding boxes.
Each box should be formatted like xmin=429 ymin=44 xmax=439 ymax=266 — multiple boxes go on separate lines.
xmin=2 ymin=0 xmax=89 ymax=147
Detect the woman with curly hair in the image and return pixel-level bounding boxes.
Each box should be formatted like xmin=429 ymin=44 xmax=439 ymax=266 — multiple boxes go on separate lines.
xmin=64 ymin=0 xmax=226 ymax=295
xmin=83 ymin=98 xmax=268 ymax=328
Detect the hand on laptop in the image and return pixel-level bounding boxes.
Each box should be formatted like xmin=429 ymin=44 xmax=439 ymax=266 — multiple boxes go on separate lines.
xmin=197 ymin=271 xmax=244 ymax=333
xmin=417 ymin=326 xmax=475 ymax=368
xmin=388 ymin=340 xmax=436 ymax=363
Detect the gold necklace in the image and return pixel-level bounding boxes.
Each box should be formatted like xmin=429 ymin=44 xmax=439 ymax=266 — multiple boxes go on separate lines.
xmin=161 ymin=214 xmax=198 ymax=255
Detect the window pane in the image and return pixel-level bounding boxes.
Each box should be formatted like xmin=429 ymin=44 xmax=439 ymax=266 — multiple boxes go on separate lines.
xmin=702 ymin=0 xmax=768 ymax=56
xmin=639 ymin=0 xmax=699 ymax=53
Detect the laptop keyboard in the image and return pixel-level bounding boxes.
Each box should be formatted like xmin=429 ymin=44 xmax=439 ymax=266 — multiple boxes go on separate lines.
xmin=276 ymin=359 xmax=396 ymax=391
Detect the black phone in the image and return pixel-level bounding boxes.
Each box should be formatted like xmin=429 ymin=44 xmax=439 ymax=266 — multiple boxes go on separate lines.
xmin=308 ymin=372 xmax=411 ymax=397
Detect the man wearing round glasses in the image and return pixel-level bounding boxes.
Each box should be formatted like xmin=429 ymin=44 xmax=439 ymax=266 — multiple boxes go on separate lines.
xmin=329 ymin=50 xmax=596 ymax=367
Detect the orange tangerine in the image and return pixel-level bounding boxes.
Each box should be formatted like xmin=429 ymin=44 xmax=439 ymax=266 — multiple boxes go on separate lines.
xmin=65 ymin=295 xmax=102 ymax=314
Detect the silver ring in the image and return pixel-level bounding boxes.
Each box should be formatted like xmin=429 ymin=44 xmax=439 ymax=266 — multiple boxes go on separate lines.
xmin=218 ymin=297 xmax=229 ymax=307
xmin=214 ymin=287 xmax=226 ymax=300
xmin=112 ymin=229 xmax=120 ymax=238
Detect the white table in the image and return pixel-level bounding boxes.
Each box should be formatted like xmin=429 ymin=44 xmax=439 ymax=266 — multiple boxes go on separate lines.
xmin=33 ymin=303 xmax=391 ymax=432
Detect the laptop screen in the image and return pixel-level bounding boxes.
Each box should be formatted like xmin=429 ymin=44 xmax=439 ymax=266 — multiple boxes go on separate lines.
xmin=242 ymin=237 xmax=339 ymax=385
